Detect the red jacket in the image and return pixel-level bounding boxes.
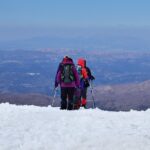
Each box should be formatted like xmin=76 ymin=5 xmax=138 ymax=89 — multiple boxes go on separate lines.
xmin=77 ymin=58 xmax=88 ymax=79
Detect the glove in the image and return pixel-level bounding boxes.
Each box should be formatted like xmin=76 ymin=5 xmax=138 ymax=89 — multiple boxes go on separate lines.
xmin=90 ymin=75 xmax=95 ymax=80
xmin=76 ymin=84 xmax=80 ymax=89
xmin=55 ymin=82 xmax=58 ymax=88
xmin=84 ymin=79 xmax=90 ymax=87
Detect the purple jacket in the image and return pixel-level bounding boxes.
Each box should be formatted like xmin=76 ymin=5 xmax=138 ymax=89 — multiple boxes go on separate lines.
xmin=55 ymin=60 xmax=80 ymax=88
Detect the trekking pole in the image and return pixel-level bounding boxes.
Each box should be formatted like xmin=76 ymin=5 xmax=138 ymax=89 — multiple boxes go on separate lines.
xmin=90 ymin=80 xmax=96 ymax=108
xmin=51 ymin=87 xmax=58 ymax=106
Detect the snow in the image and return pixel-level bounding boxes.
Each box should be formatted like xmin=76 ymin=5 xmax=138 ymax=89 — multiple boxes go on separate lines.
xmin=26 ymin=73 xmax=40 ymax=76
xmin=0 ymin=60 xmax=22 ymax=64
xmin=0 ymin=103 xmax=150 ymax=150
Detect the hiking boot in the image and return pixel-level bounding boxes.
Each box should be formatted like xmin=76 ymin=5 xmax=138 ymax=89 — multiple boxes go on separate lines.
xmin=82 ymin=104 xmax=87 ymax=109
xmin=67 ymin=104 xmax=73 ymax=110
xmin=60 ymin=101 xmax=67 ymax=110
xmin=60 ymin=107 xmax=67 ymax=110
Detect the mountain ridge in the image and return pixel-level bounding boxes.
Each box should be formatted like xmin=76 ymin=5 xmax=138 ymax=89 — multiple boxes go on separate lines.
xmin=1 ymin=80 xmax=150 ymax=111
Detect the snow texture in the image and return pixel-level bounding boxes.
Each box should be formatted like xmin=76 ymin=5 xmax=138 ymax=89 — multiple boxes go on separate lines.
xmin=0 ymin=103 xmax=150 ymax=150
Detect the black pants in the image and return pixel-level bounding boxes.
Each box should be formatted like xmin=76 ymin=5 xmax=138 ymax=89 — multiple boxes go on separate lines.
xmin=61 ymin=87 xmax=75 ymax=110
xmin=81 ymin=87 xmax=87 ymax=99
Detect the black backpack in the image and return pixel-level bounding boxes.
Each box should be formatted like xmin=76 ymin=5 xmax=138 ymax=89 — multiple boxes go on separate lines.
xmin=86 ymin=66 xmax=95 ymax=80
xmin=61 ymin=64 xmax=75 ymax=83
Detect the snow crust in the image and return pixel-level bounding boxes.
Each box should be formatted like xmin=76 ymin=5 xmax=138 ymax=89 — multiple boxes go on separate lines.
xmin=0 ymin=103 xmax=150 ymax=150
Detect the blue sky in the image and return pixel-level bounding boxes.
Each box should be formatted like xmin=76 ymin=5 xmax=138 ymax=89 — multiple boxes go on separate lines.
xmin=0 ymin=0 xmax=150 ymax=41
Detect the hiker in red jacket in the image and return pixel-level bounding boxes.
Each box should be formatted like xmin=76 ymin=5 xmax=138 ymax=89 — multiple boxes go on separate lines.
xmin=77 ymin=58 xmax=95 ymax=108
xmin=55 ymin=56 xmax=80 ymax=110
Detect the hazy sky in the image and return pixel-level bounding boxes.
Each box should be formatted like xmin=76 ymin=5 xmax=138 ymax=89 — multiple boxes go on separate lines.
xmin=0 ymin=0 xmax=150 ymax=41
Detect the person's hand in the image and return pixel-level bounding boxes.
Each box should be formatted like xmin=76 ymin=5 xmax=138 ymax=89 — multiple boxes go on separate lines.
xmin=90 ymin=75 xmax=95 ymax=80
xmin=55 ymin=82 xmax=58 ymax=88
xmin=84 ymin=79 xmax=90 ymax=87
xmin=76 ymin=84 xmax=80 ymax=89
xmin=77 ymin=86 xmax=80 ymax=89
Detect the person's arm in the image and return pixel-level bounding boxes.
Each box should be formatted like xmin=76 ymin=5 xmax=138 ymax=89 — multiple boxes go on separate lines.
xmin=72 ymin=66 xmax=80 ymax=87
xmin=55 ymin=63 xmax=62 ymax=87
xmin=86 ymin=67 xmax=95 ymax=80
xmin=55 ymin=70 xmax=61 ymax=87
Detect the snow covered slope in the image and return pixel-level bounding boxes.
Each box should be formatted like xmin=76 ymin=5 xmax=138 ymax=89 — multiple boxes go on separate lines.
xmin=0 ymin=103 xmax=150 ymax=150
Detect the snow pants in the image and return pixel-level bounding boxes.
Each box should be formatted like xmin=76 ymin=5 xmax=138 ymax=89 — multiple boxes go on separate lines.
xmin=81 ymin=87 xmax=87 ymax=106
xmin=60 ymin=87 xmax=75 ymax=110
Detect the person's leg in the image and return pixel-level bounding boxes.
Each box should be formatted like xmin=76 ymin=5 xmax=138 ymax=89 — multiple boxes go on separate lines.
xmin=67 ymin=87 xmax=75 ymax=110
xmin=81 ymin=88 xmax=87 ymax=108
xmin=73 ymin=88 xmax=81 ymax=109
xmin=60 ymin=87 xmax=67 ymax=109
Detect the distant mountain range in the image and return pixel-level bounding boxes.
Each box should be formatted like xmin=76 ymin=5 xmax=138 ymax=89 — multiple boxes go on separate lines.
xmin=0 ymin=50 xmax=150 ymax=111
xmin=1 ymin=50 xmax=150 ymax=95
xmin=93 ymin=80 xmax=150 ymax=111
xmin=1 ymin=27 xmax=150 ymax=51
xmin=1 ymin=80 xmax=150 ymax=111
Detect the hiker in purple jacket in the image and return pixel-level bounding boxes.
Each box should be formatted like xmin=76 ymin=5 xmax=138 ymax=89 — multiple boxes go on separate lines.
xmin=55 ymin=56 xmax=80 ymax=110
